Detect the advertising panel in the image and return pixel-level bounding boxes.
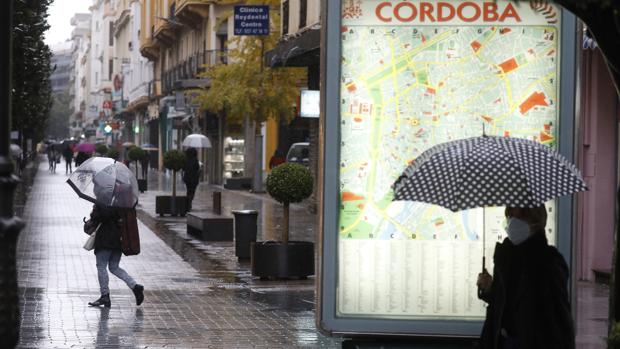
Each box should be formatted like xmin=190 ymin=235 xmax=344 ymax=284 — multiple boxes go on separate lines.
xmin=319 ymin=0 xmax=576 ymax=336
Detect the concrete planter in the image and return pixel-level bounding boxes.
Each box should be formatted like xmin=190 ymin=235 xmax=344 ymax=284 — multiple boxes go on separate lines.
xmin=155 ymin=195 xmax=187 ymax=216
xmin=251 ymin=241 xmax=314 ymax=279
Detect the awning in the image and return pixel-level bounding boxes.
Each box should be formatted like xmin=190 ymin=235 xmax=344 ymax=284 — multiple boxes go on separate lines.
xmin=167 ymin=106 xmax=189 ymax=119
xmin=265 ymin=27 xmax=320 ymax=68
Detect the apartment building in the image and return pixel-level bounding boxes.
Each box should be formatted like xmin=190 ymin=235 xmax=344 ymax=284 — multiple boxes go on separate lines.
xmin=140 ymin=0 xmax=240 ymax=181
xmin=69 ymin=13 xmax=92 ymax=139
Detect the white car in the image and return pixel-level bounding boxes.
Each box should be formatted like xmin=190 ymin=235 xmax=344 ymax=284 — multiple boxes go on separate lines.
xmin=286 ymin=142 xmax=309 ymax=166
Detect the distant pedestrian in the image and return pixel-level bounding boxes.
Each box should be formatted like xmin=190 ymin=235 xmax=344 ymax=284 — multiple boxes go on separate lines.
xmin=182 ymin=147 xmax=200 ymax=211
xmin=477 ymin=205 xmax=575 ymax=349
xmin=63 ymin=146 xmax=74 ymax=174
xmin=269 ymin=149 xmax=286 ymax=169
xmin=140 ymin=154 xmax=149 ymax=179
xmin=87 ymin=185 xmax=144 ymax=308
xmin=75 ymin=151 xmax=90 ymax=167
xmin=47 ymin=145 xmax=58 ymax=173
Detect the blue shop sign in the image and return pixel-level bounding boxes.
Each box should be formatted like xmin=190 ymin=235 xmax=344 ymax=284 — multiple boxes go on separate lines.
xmin=234 ymin=5 xmax=269 ymax=36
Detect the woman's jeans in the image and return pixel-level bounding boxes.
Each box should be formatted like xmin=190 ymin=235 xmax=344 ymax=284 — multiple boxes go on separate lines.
xmin=95 ymin=249 xmax=136 ymax=295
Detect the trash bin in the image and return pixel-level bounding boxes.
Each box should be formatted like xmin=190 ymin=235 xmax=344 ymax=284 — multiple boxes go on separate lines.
xmin=232 ymin=209 xmax=258 ymax=259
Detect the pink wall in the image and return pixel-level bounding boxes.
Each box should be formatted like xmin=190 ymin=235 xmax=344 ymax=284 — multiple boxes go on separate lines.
xmin=576 ymin=48 xmax=618 ymax=281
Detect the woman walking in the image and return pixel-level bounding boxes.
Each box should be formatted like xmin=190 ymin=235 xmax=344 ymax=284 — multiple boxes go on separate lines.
xmin=87 ymin=200 xmax=144 ymax=308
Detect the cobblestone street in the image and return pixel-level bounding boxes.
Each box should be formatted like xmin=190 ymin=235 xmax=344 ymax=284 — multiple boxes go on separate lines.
xmin=16 ymin=159 xmax=340 ymax=348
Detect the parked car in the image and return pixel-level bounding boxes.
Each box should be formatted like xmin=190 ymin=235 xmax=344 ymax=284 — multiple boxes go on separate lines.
xmin=286 ymin=142 xmax=309 ymax=167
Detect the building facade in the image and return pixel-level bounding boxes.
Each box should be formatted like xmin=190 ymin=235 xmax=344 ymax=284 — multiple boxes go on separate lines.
xmin=266 ymin=0 xmax=320 ymax=210
xmin=50 ymin=43 xmax=73 ymax=94
xmin=139 ymin=0 xmax=251 ymax=182
xmin=69 ymin=13 xmax=92 ymax=139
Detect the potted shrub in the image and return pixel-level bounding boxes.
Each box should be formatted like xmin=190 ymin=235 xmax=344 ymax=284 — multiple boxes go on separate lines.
xmin=106 ymin=148 xmax=120 ymax=160
xmin=156 ymin=150 xmax=187 ymax=216
xmin=251 ymin=163 xmax=314 ymax=279
xmin=127 ymin=146 xmax=147 ymax=192
xmin=95 ymin=144 xmax=108 ymax=156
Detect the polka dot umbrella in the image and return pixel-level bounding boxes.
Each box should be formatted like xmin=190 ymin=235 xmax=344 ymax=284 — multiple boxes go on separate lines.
xmin=392 ymin=135 xmax=587 ymax=269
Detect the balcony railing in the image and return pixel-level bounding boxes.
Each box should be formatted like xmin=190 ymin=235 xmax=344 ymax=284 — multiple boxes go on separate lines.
xmin=161 ymin=49 xmax=228 ymax=94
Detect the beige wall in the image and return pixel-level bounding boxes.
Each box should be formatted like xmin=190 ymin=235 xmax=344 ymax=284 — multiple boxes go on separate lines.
xmin=282 ymin=0 xmax=320 ymax=36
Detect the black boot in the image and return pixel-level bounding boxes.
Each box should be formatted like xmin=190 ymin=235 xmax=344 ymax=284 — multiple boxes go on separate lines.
xmin=88 ymin=294 xmax=111 ymax=308
xmin=132 ymin=284 xmax=144 ymax=306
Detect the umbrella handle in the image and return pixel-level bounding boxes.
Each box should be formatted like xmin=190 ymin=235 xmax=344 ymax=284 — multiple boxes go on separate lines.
xmin=482 ymin=256 xmax=486 ymax=272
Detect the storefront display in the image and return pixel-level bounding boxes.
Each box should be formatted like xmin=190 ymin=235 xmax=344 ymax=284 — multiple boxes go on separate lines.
xmin=223 ymin=137 xmax=244 ymax=178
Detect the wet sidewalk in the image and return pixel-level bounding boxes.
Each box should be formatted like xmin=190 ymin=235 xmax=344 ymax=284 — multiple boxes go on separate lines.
xmin=15 ymin=159 xmax=610 ymax=348
xmin=140 ymin=167 xmax=611 ymax=348
xmin=16 ymin=160 xmax=340 ymax=348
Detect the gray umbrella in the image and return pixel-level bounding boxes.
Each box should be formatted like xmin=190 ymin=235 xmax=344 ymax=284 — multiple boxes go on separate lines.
xmin=392 ymin=135 xmax=587 ymax=269
xmin=67 ymin=157 xmax=139 ymax=208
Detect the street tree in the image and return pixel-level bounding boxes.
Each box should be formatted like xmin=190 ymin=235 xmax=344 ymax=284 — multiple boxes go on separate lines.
xmin=12 ymin=0 xmax=53 ymax=149
xmin=196 ymin=0 xmax=305 ymax=182
xmin=2 ymin=1 xmax=52 ymax=346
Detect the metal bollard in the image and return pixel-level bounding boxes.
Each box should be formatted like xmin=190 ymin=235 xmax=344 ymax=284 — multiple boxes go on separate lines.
xmin=212 ymin=191 xmax=222 ymax=215
xmin=231 ymin=209 xmax=258 ymax=259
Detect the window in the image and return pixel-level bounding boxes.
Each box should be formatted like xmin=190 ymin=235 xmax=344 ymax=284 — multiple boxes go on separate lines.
xmin=109 ymin=22 xmax=114 ymax=46
xmin=299 ymin=0 xmax=307 ymax=29
xmin=108 ymin=59 xmax=113 ymax=81
xmin=95 ymin=72 xmax=99 ymax=85
xmin=282 ymin=0 xmax=289 ymax=35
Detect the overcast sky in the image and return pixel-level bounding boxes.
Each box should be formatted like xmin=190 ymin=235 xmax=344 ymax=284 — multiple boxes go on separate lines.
xmin=44 ymin=0 xmax=92 ymax=48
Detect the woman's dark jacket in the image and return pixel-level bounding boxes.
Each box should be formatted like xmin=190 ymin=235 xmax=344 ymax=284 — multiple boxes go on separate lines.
xmin=182 ymin=155 xmax=200 ymax=186
xmin=89 ymin=205 xmax=122 ymax=253
xmin=478 ymin=233 xmax=575 ymax=349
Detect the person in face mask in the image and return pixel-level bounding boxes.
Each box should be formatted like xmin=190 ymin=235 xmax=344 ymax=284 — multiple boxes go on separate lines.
xmin=476 ymin=205 xmax=575 ymax=349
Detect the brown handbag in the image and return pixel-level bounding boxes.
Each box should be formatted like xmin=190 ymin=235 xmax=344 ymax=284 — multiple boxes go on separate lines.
xmin=119 ymin=208 xmax=140 ymax=256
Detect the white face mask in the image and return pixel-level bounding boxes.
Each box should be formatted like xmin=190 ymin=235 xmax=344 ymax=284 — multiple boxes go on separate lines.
xmin=506 ymin=217 xmax=531 ymax=245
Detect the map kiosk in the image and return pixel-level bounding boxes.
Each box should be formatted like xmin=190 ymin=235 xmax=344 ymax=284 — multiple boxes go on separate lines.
xmin=318 ymin=0 xmax=578 ymax=339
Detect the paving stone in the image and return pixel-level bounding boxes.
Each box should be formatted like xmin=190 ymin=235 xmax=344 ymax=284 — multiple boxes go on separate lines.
xmin=16 ymin=160 xmax=341 ymax=349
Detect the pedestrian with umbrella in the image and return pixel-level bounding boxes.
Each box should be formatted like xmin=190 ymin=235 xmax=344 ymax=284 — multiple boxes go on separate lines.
xmin=182 ymin=147 xmax=200 ymax=211
xmin=393 ymin=135 xmax=585 ymax=349
xmin=182 ymin=134 xmax=211 ymax=211
xmin=62 ymin=143 xmax=74 ymax=174
xmin=75 ymin=142 xmax=95 ymax=167
xmin=67 ymin=157 xmax=144 ymax=308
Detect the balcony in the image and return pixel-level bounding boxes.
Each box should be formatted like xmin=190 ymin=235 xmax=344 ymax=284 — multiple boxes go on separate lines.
xmin=161 ymin=50 xmax=227 ymax=94
xmin=153 ymin=15 xmax=182 ymax=47
xmin=175 ymin=0 xmax=211 ymax=27
xmin=140 ymin=37 xmax=160 ymax=61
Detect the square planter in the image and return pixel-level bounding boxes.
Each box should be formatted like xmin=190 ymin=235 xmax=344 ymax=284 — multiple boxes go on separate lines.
xmin=251 ymin=241 xmax=315 ymax=279
xmin=155 ymin=195 xmax=187 ymax=216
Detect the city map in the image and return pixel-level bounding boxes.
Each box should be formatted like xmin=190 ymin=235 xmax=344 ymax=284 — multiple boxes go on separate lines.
xmin=336 ymin=1 xmax=561 ymax=319
xmin=339 ymin=25 xmax=559 ymax=244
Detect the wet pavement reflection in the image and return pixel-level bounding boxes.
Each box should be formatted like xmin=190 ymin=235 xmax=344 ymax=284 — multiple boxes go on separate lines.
xmin=15 ymin=159 xmax=608 ymax=348
xmin=16 ymin=160 xmax=340 ymax=348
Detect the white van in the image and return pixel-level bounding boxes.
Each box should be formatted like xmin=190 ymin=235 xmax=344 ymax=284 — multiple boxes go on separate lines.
xmin=286 ymin=142 xmax=309 ymax=166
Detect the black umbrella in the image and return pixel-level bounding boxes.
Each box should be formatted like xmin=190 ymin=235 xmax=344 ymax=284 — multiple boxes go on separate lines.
xmin=393 ymin=135 xmax=587 ymax=269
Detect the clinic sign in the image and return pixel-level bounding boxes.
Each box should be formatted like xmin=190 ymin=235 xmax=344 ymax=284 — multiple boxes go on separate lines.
xmin=343 ymin=0 xmax=559 ymax=25
xmin=234 ymin=6 xmax=270 ymax=35
xmin=319 ymin=0 xmax=576 ymax=338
